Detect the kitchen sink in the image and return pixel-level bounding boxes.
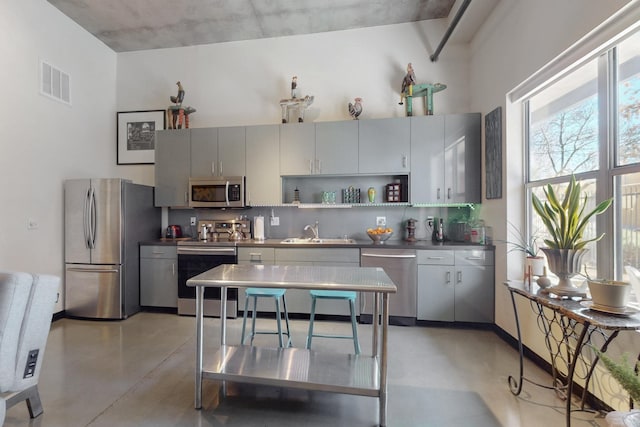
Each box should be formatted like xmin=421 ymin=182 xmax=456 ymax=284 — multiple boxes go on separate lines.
xmin=280 ymin=237 xmax=357 ymax=244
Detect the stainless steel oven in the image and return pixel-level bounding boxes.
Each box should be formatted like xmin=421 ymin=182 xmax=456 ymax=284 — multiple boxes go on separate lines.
xmin=177 ymin=243 xmax=238 ymax=317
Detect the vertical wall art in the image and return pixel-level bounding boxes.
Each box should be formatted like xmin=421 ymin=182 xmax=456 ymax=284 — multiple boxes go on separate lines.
xmin=485 ymin=106 xmax=503 ymax=199
xmin=117 ymin=110 xmax=166 ymax=165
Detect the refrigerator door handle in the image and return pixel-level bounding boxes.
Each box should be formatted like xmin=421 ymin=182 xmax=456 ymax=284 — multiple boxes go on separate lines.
xmin=83 ymin=187 xmax=92 ymax=248
xmin=88 ymin=186 xmax=97 ymax=249
xmin=67 ymin=267 xmax=119 ymax=273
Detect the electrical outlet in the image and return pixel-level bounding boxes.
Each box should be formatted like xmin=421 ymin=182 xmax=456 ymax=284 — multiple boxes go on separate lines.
xmin=27 ymin=219 xmax=39 ymax=230
xmin=190 ymin=217 xmax=197 ymax=226
xmin=270 ymin=216 xmax=280 ymax=226
xmin=376 ymin=216 xmax=386 ymax=227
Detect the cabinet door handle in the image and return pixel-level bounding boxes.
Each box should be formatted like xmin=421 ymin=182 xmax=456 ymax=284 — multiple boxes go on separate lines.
xmin=249 ymin=253 xmax=263 ymax=261
xmin=426 ymin=256 xmax=444 ymax=260
xmin=184 ymin=191 xmax=188 ymax=203
xmin=316 ymin=159 xmax=321 ymax=174
xmin=457 ymin=271 xmax=462 ymax=283
xmin=437 ymin=188 xmax=441 ymax=200
xmin=446 ymin=271 xmax=451 ymax=283
xmin=308 ymin=159 xmax=313 ymax=174
xmin=211 ymin=161 xmax=215 ymax=175
xmin=402 ymin=155 xmax=407 ymax=168
xmin=466 ymin=256 xmax=484 ymax=260
xmin=172 ymin=263 xmax=176 ymax=275
xmin=219 ymin=160 xmax=223 ymax=176
xmin=447 ymin=188 xmax=452 ymax=199
xmin=152 ymin=251 xmax=165 ymax=255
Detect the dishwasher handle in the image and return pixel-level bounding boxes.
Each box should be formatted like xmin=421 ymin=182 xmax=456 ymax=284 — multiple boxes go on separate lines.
xmin=361 ymin=253 xmax=416 ymax=259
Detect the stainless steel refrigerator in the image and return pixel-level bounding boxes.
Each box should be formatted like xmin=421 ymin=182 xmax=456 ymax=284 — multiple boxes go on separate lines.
xmin=64 ymin=179 xmax=160 ymax=319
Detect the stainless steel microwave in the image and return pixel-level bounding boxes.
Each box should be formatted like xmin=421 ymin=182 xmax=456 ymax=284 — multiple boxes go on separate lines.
xmin=189 ymin=176 xmax=246 ymax=208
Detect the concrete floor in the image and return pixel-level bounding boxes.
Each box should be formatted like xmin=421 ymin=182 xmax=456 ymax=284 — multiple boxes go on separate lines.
xmin=3 ymin=312 xmax=609 ymax=426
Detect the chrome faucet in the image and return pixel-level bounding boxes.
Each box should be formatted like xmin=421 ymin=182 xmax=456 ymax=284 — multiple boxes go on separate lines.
xmin=304 ymin=221 xmax=319 ymax=240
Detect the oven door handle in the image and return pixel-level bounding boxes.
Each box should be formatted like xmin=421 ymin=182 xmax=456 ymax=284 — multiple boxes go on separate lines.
xmin=177 ymin=247 xmax=237 ymax=255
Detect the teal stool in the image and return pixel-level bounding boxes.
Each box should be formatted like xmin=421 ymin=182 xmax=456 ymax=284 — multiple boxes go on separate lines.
xmin=241 ymin=288 xmax=292 ymax=348
xmin=306 ymin=290 xmax=360 ymax=354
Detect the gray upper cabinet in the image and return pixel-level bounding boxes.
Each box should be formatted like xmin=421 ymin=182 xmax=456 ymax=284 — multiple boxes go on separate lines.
xmin=410 ymin=115 xmax=445 ymax=203
xmin=280 ymin=123 xmax=315 ymax=175
xmin=246 ymin=124 xmax=280 ymax=205
xmin=410 ymin=113 xmax=481 ymax=204
xmin=191 ymin=127 xmax=246 ymax=177
xmin=445 ymin=113 xmax=481 ymax=203
xmin=155 ymin=130 xmax=190 ymax=207
xmin=190 ymin=128 xmax=218 ymax=176
xmin=358 ymin=118 xmax=410 ymax=174
xmin=218 ymin=126 xmax=246 ymax=177
xmin=315 ymin=121 xmax=358 ymax=175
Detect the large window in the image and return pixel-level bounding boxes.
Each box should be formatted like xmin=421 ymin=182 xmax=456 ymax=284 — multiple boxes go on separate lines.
xmin=525 ymin=29 xmax=640 ymax=283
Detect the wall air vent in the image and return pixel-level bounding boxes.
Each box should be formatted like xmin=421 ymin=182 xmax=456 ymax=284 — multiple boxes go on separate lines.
xmin=40 ymin=60 xmax=71 ymax=105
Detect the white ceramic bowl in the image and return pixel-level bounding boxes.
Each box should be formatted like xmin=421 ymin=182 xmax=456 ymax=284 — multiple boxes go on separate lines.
xmin=587 ymin=279 xmax=631 ymax=309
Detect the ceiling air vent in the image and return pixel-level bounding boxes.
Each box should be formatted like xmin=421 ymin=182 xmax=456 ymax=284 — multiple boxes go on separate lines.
xmin=40 ymin=60 xmax=71 ymax=105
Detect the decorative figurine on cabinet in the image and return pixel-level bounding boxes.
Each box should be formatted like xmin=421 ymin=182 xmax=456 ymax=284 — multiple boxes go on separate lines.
xmin=167 ymin=81 xmax=196 ymax=129
xmin=279 ymin=76 xmax=314 ymax=123
xmin=398 ymin=63 xmax=447 ymax=116
xmin=348 ymin=97 xmax=363 ymax=120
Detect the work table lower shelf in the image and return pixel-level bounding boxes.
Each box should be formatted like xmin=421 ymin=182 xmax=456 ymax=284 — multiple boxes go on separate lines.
xmin=203 ymin=344 xmax=380 ymax=396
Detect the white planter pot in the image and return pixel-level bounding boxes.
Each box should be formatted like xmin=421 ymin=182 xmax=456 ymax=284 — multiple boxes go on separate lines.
xmin=525 ymin=256 xmax=545 ymax=277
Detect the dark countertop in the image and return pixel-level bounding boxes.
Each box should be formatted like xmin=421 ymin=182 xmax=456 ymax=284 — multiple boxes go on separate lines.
xmin=141 ymin=238 xmax=494 ymax=250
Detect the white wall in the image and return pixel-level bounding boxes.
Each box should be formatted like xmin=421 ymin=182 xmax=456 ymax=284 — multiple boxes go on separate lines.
xmin=468 ymin=0 xmax=636 ymax=409
xmin=116 ymin=20 xmax=470 ymax=126
xmin=1 ymin=0 xmax=136 ymax=311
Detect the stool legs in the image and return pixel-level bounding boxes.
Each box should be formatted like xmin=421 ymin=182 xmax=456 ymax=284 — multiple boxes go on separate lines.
xmin=306 ymin=295 xmax=360 ymax=354
xmin=349 ymin=298 xmax=361 ymax=354
xmin=241 ymin=293 xmax=291 ymax=348
xmin=306 ymin=297 xmax=318 ymax=350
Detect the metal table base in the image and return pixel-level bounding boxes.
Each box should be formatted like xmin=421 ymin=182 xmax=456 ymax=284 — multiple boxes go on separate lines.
xmin=190 ymin=265 xmax=397 ymax=427
xmin=504 ymin=280 xmax=640 ymax=427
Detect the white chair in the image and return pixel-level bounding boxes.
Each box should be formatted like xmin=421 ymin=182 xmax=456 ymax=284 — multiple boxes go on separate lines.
xmin=0 ymin=271 xmax=59 ymax=424
xmin=624 ymin=265 xmax=640 ymax=303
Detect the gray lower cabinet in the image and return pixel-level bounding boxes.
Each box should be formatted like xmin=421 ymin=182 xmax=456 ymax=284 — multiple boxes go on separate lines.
xmin=140 ymin=245 xmax=177 ymax=308
xmin=155 ymin=130 xmax=190 ymax=207
xmin=417 ymin=249 xmax=494 ymax=323
xmin=274 ymin=248 xmax=360 ymax=315
xmin=237 ymin=247 xmax=275 ymax=313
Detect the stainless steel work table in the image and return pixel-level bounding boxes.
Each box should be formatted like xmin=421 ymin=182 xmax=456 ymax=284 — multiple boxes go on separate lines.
xmin=187 ymin=264 xmax=398 ymax=427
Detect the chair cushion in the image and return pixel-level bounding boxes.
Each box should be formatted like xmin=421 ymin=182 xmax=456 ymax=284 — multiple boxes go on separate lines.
xmin=0 ymin=271 xmax=33 ymax=392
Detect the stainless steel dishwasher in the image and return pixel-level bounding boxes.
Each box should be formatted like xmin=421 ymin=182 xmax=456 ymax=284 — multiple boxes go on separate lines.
xmin=360 ymin=248 xmax=417 ymax=326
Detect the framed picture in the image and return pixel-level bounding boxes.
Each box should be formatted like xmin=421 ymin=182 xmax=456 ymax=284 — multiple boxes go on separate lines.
xmin=485 ymin=106 xmax=502 ymax=199
xmin=117 ymin=110 xmax=166 ymax=165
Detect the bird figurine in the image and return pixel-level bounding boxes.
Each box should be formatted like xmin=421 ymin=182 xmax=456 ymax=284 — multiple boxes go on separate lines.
xmin=348 ymin=97 xmax=363 ymax=120
xmin=399 ymin=63 xmax=416 ymax=105
xmin=170 ymin=81 xmax=185 ymax=105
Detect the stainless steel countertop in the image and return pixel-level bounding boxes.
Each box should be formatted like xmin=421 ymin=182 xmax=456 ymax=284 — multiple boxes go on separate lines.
xmin=187 ymin=264 xmax=398 ymax=293
xmin=143 ymin=238 xmax=494 ymax=250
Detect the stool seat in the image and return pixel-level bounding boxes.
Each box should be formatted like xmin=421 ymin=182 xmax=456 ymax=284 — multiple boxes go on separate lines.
xmin=242 ymin=288 xmax=291 ymax=348
xmin=306 ymin=290 xmax=360 ymax=354
xmin=246 ymin=288 xmax=286 ymax=298
xmin=310 ymin=290 xmax=357 ymax=300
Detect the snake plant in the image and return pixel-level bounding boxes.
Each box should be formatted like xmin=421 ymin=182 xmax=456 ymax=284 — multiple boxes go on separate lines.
xmin=531 ymin=176 xmax=612 ymax=250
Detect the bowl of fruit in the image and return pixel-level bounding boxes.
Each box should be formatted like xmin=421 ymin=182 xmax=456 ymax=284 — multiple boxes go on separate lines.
xmin=367 ymin=227 xmax=393 ymax=244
